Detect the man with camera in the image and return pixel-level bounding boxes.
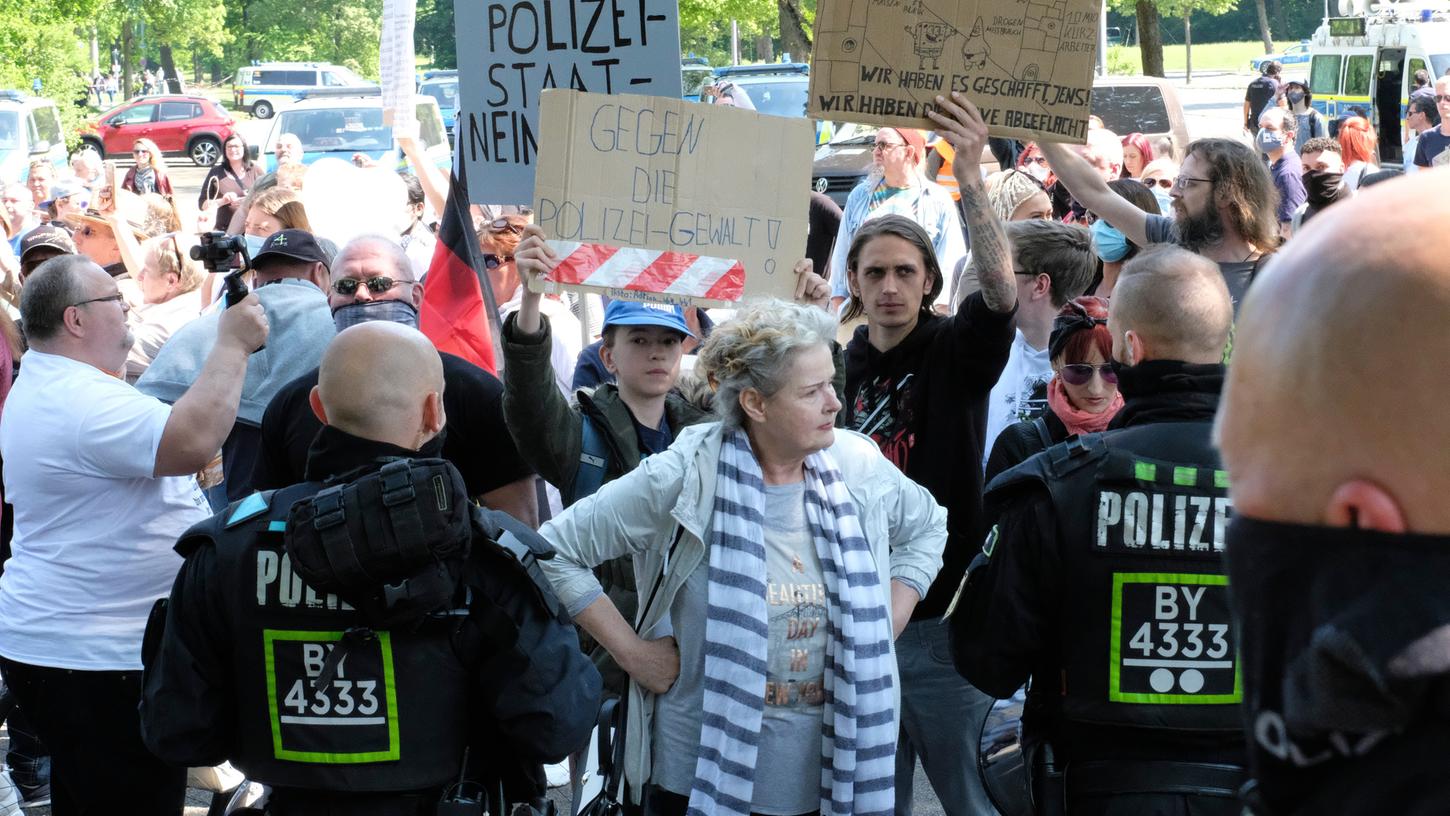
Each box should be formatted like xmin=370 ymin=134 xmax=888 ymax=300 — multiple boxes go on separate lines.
xmin=0 ymin=254 xmax=267 ymax=812
xmin=138 ymin=229 xmax=336 ymax=503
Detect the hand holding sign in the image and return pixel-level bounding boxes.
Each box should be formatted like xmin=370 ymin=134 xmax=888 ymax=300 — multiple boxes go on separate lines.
xmin=927 ymin=91 xmax=991 ymax=191
xmin=792 ymin=259 xmax=831 ymax=312
xmin=514 ymin=224 xmax=559 ymax=336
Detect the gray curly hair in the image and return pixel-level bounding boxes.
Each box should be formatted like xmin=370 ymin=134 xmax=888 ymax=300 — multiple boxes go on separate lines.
xmin=696 ymin=299 xmax=837 ymax=430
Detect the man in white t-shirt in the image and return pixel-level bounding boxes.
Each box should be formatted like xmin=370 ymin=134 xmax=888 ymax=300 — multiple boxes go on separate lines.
xmin=0 ymin=255 xmax=267 ymax=812
xmin=981 ymin=219 xmax=1097 ymax=467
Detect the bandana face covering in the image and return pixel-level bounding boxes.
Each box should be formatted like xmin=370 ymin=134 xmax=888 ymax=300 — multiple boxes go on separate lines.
xmin=1302 ymin=170 xmax=1343 ymax=209
xmin=331 ymin=299 xmax=420 ymax=332
xmin=1225 ymin=516 xmax=1450 ymax=812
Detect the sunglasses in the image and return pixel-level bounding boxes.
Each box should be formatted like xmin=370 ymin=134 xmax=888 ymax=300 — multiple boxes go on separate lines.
xmin=1060 ymin=363 xmax=1118 ymax=386
xmin=488 ymin=218 xmax=523 ymax=234
xmin=1143 ymin=177 xmax=1173 ymax=189
xmin=331 ymin=276 xmax=413 ymax=296
xmin=483 ymin=253 xmax=513 ymax=270
xmin=1022 ymin=155 xmax=1049 ymax=166
xmin=1437 ymin=94 xmax=1450 ymax=103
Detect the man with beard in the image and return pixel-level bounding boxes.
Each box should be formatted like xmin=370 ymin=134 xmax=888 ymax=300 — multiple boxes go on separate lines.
xmin=1039 ymin=138 xmax=1280 ymax=314
xmin=0 ymin=255 xmax=266 ymax=811
xmin=1216 ymin=169 xmax=1450 ymax=814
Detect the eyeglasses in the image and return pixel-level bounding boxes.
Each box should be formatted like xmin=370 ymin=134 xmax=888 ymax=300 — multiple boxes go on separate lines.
xmin=1172 ymin=175 xmax=1213 ymax=191
xmin=1437 ymin=94 xmax=1450 ymax=103
xmin=483 ymin=253 xmax=513 ymax=270
xmin=168 ymin=233 xmax=186 ymax=274
xmin=1060 ymin=363 xmax=1118 ymax=386
xmin=70 ymin=292 xmax=125 ymax=309
xmin=488 ymin=218 xmax=523 ymax=234
xmin=331 ymin=276 xmax=414 ymax=296
xmin=1022 ymin=155 xmax=1049 ymax=166
xmin=873 ymin=141 xmax=906 ymax=153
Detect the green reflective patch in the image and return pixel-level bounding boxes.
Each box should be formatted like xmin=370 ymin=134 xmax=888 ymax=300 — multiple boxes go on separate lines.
xmin=264 ymin=629 xmax=399 ymax=764
xmin=1134 ymin=461 xmax=1157 ymax=482
xmin=1214 ymin=470 xmax=1230 ymax=489
xmin=1173 ymin=466 xmax=1197 ymax=487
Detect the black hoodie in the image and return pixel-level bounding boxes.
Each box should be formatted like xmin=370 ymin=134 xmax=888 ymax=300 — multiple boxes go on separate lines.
xmin=843 ymin=290 xmax=1015 ymax=620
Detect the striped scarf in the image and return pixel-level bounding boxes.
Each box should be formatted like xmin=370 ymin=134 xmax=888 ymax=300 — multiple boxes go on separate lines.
xmin=688 ymin=429 xmax=896 ymax=816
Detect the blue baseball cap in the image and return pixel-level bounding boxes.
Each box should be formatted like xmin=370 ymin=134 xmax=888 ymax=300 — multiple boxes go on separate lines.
xmin=602 ymin=300 xmax=695 ymax=337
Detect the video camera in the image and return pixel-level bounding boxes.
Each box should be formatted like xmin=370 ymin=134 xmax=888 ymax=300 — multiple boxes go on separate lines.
xmin=189 ymin=230 xmax=251 ymax=308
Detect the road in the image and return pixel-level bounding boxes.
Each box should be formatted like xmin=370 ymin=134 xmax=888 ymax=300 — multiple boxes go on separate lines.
xmin=12 ymin=73 xmax=1254 ymax=816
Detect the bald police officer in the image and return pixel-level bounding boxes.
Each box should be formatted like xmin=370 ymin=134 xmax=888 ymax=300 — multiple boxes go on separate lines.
xmin=952 ymin=246 xmax=1246 ymax=815
xmin=140 ymin=322 xmax=600 ymax=815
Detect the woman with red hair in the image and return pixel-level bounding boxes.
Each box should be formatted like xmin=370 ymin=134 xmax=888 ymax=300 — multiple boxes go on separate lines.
xmin=1338 ymin=116 xmax=1380 ymax=193
xmin=1120 ymin=132 xmax=1154 ymax=178
xmin=985 ymin=296 xmax=1124 ymax=481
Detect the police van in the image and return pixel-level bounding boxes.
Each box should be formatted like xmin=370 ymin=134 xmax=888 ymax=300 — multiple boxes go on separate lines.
xmin=0 ymin=91 xmax=66 ymax=182
xmin=232 ymin=62 xmax=377 ymax=120
xmin=1305 ymin=0 xmax=1450 ymax=162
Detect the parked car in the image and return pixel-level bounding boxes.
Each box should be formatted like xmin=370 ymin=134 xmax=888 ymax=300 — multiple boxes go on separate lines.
xmin=259 ymin=90 xmax=450 ymax=171
xmin=78 ymin=94 xmax=237 ymax=166
xmin=232 ymin=62 xmax=376 ymax=120
xmin=682 ymin=63 xmax=715 ymax=102
xmin=1250 ymin=40 xmax=1312 ymax=72
xmin=703 ymin=64 xmax=837 ymax=143
xmin=417 ymin=70 xmax=458 ymax=138
xmin=809 ymin=77 xmax=1188 ymax=208
xmin=0 ymin=91 xmax=66 ymax=182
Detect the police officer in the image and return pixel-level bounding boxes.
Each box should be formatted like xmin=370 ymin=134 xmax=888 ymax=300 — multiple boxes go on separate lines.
xmin=952 ymin=246 xmax=1246 ymax=815
xmin=140 ymin=321 xmax=602 ymax=815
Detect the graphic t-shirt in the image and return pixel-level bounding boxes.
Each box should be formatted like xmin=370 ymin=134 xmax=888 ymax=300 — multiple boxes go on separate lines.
xmin=982 ymin=329 xmax=1052 ymax=469
xmin=1413 ymin=127 xmax=1450 ymax=168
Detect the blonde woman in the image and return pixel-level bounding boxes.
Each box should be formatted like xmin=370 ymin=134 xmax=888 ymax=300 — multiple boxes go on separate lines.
xmin=121 ymin=138 xmax=173 ymax=197
xmin=126 ymin=233 xmax=204 ymax=381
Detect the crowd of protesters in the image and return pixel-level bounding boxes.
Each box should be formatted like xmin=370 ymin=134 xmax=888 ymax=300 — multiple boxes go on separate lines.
xmin=0 ymin=63 xmax=1441 ymax=816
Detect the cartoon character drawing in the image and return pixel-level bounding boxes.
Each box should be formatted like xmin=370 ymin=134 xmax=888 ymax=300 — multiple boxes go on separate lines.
xmin=960 ymin=16 xmax=991 ymax=72
xmin=905 ymin=21 xmax=952 ymax=70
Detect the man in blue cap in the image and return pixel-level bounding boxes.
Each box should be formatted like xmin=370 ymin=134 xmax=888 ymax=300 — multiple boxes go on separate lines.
xmin=501 ymin=260 xmax=710 ymax=697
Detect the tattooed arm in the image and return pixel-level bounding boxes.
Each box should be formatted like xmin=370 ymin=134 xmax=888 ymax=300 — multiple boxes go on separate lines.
xmin=929 ymin=92 xmax=1017 ymax=315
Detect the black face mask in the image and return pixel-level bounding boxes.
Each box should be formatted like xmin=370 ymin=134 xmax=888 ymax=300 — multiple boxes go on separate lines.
xmin=1226 ymin=516 xmax=1450 ymax=811
xmin=1302 ymin=169 xmax=1343 ymax=209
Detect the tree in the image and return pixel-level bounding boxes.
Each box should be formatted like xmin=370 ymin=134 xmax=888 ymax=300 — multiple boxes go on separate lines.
xmin=1107 ymin=0 xmax=1235 ymax=82
xmin=1253 ymin=0 xmax=1273 ymax=54
xmin=415 ymin=0 xmax=456 ymax=68
xmin=1135 ymin=0 xmax=1164 ymax=77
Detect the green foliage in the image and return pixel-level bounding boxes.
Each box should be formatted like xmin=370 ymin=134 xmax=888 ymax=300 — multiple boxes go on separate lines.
xmin=415 ymin=0 xmax=455 ymax=68
xmin=0 ymin=0 xmax=107 ymax=145
xmin=1106 ymin=40 xmax=1266 ymax=74
xmin=223 ymin=0 xmax=385 ymax=78
xmin=678 ymin=0 xmax=816 ymax=65
xmin=1108 ymin=0 xmax=1325 ymax=44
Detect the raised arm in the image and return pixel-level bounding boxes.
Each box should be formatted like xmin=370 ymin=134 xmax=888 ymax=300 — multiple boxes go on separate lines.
xmin=929 ymin=92 xmax=1016 ymax=314
xmin=398 ymin=135 xmax=448 ymax=219
xmin=1035 ymin=140 xmax=1151 ymax=247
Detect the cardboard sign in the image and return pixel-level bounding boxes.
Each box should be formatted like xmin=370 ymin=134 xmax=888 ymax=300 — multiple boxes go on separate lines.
xmin=452 ymin=0 xmax=683 ymax=205
xmin=531 ymin=89 xmax=813 ymax=307
xmin=808 ymin=0 xmax=1100 ymax=143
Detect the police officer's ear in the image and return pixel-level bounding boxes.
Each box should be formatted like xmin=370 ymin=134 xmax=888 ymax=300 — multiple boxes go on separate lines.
xmin=421 ymin=389 xmax=445 ymax=440
xmin=1325 ymin=480 xmax=1408 ymax=533
xmin=309 ymin=384 xmax=330 ymax=426
xmin=1122 ymin=329 xmax=1145 ymax=366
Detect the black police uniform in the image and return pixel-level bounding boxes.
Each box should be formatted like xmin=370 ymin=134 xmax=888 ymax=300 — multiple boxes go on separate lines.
xmin=140 ymin=426 xmax=602 ymax=815
xmin=952 ymin=361 xmax=1246 ymax=816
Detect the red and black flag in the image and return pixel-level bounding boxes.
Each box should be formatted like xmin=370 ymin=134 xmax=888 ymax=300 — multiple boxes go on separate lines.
xmin=420 ymin=152 xmax=501 ymax=374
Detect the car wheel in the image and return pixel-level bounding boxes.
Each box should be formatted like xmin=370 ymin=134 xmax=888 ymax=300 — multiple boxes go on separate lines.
xmin=252 ymin=100 xmax=274 ymax=119
xmin=190 ymin=136 xmax=222 ymax=167
xmin=78 ymin=138 xmax=104 ymax=159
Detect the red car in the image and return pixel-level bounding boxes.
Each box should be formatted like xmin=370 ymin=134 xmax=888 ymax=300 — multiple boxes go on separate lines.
xmin=79 ymin=95 xmax=237 ymax=166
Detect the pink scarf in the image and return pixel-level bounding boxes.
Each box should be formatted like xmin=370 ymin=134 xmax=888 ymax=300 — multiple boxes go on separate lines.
xmin=1046 ymin=375 xmax=1123 ymax=436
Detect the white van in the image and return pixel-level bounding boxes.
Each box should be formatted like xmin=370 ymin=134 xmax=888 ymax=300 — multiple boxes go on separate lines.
xmin=1306 ymin=1 xmax=1450 ymax=162
xmin=232 ymin=62 xmax=377 ymax=120
xmin=0 ymin=91 xmax=66 ymax=182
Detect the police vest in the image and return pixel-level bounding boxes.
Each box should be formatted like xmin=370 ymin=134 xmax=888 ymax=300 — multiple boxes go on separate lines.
xmin=993 ymin=421 xmax=1240 ymax=738
xmin=195 ymin=481 xmax=478 ymax=794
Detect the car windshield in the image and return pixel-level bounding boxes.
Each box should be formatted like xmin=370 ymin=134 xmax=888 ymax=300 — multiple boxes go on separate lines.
xmin=0 ymin=111 xmax=19 ymax=151
xmin=1092 ymin=85 xmax=1171 ymax=137
xmin=736 ymin=78 xmax=808 ymax=118
xmin=1433 ymin=54 xmax=1450 ymax=79
xmin=829 ymin=123 xmax=878 ymax=145
xmin=279 ymin=107 xmax=391 ymax=153
xmin=420 ymin=80 xmax=457 ymax=109
xmin=328 ymin=66 xmax=370 ymax=86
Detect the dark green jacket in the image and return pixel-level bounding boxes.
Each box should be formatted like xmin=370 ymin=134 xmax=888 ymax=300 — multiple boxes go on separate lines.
xmin=501 ymin=312 xmax=710 ymax=693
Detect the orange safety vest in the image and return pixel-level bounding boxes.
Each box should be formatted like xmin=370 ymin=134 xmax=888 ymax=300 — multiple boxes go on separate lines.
xmin=932 ymin=141 xmax=960 ymax=201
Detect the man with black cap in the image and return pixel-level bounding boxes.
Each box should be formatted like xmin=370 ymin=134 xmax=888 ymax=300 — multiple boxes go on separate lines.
xmin=18 ymin=225 xmax=74 ymax=282
xmin=248 ymin=233 xmax=539 ymax=525
xmin=138 ymin=228 xmax=336 ymax=503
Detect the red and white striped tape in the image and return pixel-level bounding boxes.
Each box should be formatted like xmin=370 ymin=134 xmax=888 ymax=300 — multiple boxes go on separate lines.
xmin=545 ymin=241 xmax=746 ymax=303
